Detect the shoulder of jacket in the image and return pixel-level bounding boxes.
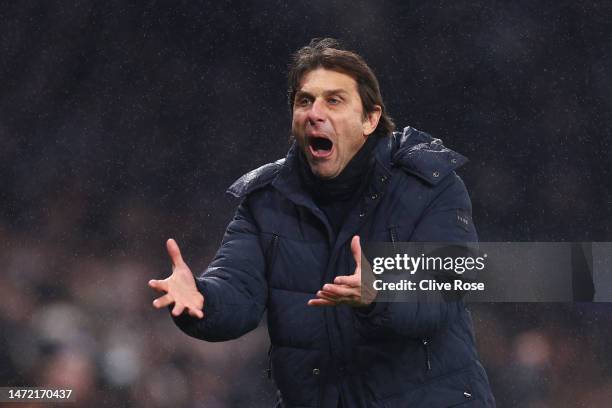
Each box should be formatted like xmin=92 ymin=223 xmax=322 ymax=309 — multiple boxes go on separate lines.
xmin=391 ymin=126 xmax=469 ymax=185
xmin=226 ymin=158 xmax=285 ymax=198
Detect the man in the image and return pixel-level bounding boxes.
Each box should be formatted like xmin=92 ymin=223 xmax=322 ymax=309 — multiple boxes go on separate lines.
xmin=149 ymin=38 xmax=496 ymax=407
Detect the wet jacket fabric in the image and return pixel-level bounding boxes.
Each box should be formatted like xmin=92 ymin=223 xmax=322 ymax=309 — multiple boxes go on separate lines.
xmin=173 ymin=126 xmax=496 ymax=407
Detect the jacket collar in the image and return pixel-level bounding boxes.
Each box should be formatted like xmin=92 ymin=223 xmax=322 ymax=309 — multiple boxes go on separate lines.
xmin=271 ymin=136 xmax=393 ymax=208
xmin=227 ymin=126 xmax=467 ymax=199
xmin=271 ymin=142 xmax=317 ymax=211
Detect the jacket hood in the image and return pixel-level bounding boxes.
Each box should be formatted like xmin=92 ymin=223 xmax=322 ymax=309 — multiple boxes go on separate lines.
xmin=391 ymin=126 xmax=468 ymax=185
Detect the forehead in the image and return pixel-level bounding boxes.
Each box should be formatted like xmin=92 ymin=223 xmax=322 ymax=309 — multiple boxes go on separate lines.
xmin=298 ymin=68 xmax=358 ymax=94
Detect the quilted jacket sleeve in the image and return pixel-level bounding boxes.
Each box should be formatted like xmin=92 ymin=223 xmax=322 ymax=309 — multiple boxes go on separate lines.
xmin=355 ymin=173 xmax=477 ymax=339
xmin=172 ymin=199 xmax=267 ymax=342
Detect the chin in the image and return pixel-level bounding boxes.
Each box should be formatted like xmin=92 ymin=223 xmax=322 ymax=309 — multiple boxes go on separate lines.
xmin=311 ymin=166 xmax=338 ymax=179
xmin=307 ymin=155 xmax=342 ymax=179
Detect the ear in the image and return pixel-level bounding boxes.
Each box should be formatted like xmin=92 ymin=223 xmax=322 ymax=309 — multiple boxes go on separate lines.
xmin=362 ymin=105 xmax=382 ymax=136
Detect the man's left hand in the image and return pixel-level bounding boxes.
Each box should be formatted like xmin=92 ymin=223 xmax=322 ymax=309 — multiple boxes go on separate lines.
xmin=308 ymin=235 xmax=376 ymax=307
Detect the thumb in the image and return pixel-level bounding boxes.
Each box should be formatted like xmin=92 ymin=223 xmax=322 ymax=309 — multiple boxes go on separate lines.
xmin=166 ymin=238 xmax=185 ymax=267
xmin=350 ymin=235 xmax=361 ymax=271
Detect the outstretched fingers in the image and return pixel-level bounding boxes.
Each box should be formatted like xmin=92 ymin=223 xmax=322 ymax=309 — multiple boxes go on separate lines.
xmin=308 ymin=298 xmax=337 ymax=307
xmin=350 ymin=235 xmax=361 ymax=270
xmin=333 ymin=274 xmax=359 ymax=287
xmin=322 ymin=284 xmax=356 ymax=298
xmin=166 ymin=238 xmax=185 ymax=267
xmin=171 ymin=303 xmax=185 ymax=317
xmin=308 ymin=237 xmax=367 ymax=307
xmin=170 ymin=302 xmax=204 ymax=319
xmin=149 ymin=239 xmax=205 ymax=319
xmin=188 ymin=307 xmax=204 ymax=319
xmin=148 ymin=279 xmax=168 ymax=293
xmin=152 ymin=293 xmax=174 ymax=308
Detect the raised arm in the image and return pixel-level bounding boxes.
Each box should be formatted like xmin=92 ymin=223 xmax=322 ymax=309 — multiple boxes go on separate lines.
xmin=149 ymin=199 xmax=268 ymax=342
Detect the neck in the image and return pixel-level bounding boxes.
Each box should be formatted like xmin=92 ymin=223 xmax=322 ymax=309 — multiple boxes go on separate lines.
xmin=299 ymin=135 xmax=379 ymax=203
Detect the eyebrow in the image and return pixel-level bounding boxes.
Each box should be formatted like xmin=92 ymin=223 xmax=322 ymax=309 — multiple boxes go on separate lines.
xmin=295 ymin=89 xmax=350 ymax=98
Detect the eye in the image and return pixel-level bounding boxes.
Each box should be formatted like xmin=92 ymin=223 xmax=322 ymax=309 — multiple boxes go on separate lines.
xmin=296 ymin=97 xmax=312 ymax=107
xmin=328 ymin=97 xmax=341 ymax=105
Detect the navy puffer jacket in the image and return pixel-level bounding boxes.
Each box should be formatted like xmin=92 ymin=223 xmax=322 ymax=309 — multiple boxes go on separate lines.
xmin=173 ymin=126 xmax=496 ymax=407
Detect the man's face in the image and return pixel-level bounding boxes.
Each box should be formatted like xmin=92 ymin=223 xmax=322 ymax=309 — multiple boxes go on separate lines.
xmin=292 ymin=68 xmax=380 ymax=179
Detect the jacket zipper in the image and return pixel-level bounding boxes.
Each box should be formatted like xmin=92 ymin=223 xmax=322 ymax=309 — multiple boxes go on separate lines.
xmin=422 ymin=338 xmax=431 ymax=371
xmin=390 ymin=227 xmax=430 ymax=371
xmin=266 ymin=234 xmax=279 ymax=271
xmin=267 ymin=344 xmax=273 ymax=379
xmin=389 ymin=226 xmax=398 ymax=250
xmin=265 ymin=236 xmax=277 ymax=379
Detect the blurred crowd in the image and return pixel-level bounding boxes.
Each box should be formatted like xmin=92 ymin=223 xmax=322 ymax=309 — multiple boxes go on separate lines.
xmin=2 ymin=1 xmax=611 ymax=407
xmin=2 ymin=226 xmax=612 ymax=407
xmin=0 ymin=215 xmax=276 ymax=407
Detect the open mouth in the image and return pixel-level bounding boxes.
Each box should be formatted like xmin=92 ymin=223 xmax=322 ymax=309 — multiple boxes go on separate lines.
xmin=308 ymin=136 xmax=334 ymax=158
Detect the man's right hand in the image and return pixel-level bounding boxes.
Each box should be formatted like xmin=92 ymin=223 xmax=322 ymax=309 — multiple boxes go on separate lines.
xmin=148 ymin=238 xmax=205 ymax=319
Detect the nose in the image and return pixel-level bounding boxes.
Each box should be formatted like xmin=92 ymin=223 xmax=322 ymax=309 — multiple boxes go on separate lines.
xmin=306 ymin=98 xmax=326 ymax=124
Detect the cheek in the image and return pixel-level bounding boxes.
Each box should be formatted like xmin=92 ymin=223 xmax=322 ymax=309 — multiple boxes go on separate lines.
xmin=337 ymin=116 xmax=366 ymax=151
xmin=292 ymin=112 xmax=307 ymax=130
xmin=291 ymin=115 xmax=303 ymax=135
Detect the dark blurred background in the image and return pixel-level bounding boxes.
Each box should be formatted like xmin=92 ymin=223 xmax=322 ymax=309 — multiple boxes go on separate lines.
xmin=1 ymin=1 xmax=611 ymax=407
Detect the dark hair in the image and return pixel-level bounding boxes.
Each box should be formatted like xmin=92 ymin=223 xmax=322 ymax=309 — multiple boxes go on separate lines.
xmin=287 ymin=38 xmax=395 ymax=137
